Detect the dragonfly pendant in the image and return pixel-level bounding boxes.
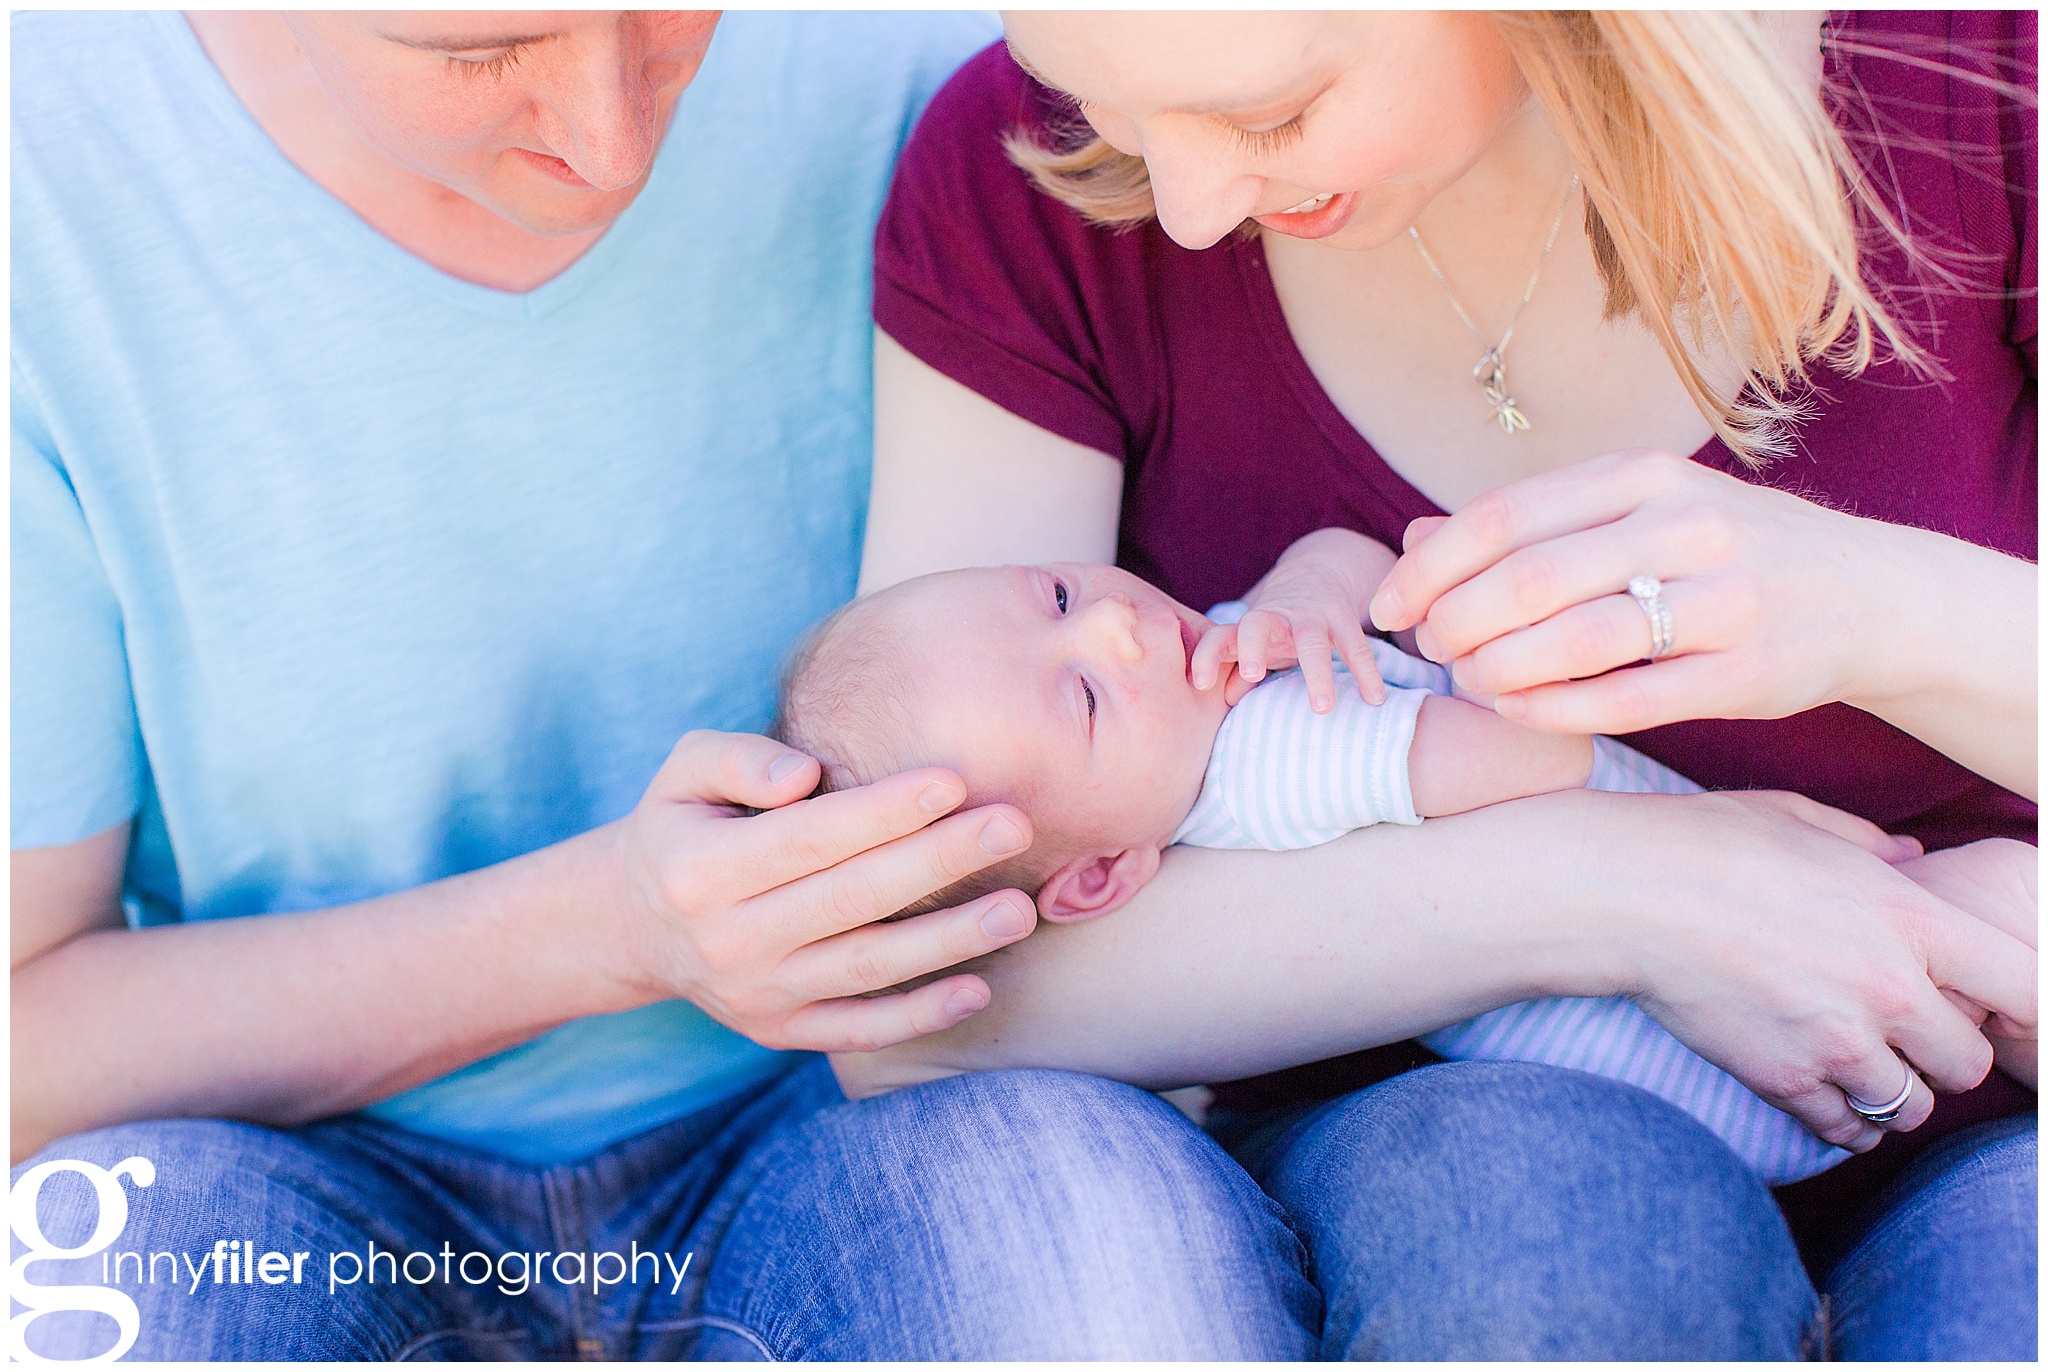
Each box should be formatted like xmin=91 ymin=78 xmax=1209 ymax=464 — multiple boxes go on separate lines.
xmin=1472 ymin=346 xmax=1531 ymax=434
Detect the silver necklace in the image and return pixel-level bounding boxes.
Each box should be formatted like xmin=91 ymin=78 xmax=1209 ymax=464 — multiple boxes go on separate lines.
xmin=1408 ymin=173 xmax=1579 ymax=434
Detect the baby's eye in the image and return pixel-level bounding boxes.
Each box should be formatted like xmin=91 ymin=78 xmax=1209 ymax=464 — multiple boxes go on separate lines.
xmin=1054 ymin=580 xmax=1070 ymax=614
xmin=1082 ymin=680 xmax=1097 ymax=719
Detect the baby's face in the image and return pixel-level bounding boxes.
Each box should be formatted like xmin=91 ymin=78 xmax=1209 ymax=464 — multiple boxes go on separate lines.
xmin=889 ymin=563 xmax=1231 ymax=852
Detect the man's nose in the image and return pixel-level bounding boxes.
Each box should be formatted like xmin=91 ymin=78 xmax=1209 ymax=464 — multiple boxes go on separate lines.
xmin=1140 ymin=125 xmax=1266 ymax=251
xmin=1077 ymin=594 xmax=1145 ymax=665
xmin=530 ymin=23 xmax=663 ymax=192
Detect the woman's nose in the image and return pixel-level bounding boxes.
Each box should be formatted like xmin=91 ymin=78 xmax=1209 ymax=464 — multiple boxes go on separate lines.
xmin=530 ymin=22 xmax=664 ymax=192
xmin=1078 ymin=594 xmax=1145 ymax=665
xmin=1140 ymin=125 xmax=1266 ymax=251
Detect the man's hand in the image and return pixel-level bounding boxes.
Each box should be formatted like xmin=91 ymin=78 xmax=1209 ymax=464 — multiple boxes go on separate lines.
xmin=607 ymin=730 xmax=1044 ymax=1053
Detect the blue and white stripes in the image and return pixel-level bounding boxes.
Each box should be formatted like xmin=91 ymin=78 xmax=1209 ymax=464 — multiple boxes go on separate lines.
xmin=1174 ymin=627 xmax=1846 ymax=1185
xmin=1172 ymin=667 xmax=1431 ymax=847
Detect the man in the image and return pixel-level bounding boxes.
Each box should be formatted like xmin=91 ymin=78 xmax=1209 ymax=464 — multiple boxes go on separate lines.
xmin=11 ymin=11 xmax=1302 ymax=1357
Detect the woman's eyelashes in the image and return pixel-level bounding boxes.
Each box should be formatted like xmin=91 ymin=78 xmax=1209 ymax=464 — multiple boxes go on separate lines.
xmin=1082 ymin=679 xmax=1097 ymax=723
xmin=1068 ymin=94 xmax=1307 ymax=158
xmin=1229 ymin=113 xmax=1307 ymax=155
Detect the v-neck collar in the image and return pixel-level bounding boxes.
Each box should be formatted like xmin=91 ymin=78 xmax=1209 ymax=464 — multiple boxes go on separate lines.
xmin=1228 ymin=228 xmax=1739 ymax=526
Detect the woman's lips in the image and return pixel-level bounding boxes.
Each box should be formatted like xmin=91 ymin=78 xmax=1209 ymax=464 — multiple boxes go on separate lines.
xmin=1252 ymin=190 xmax=1358 ymax=240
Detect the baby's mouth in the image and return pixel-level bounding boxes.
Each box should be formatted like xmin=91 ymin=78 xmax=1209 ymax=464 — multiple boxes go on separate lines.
xmin=1179 ymin=618 xmax=1200 ymax=679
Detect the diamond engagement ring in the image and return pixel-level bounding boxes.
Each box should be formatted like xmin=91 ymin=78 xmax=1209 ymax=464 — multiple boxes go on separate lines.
xmin=1626 ymin=575 xmax=1676 ymax=660
xmin=1846 ymin=1066 xmax=1917 ymax=1125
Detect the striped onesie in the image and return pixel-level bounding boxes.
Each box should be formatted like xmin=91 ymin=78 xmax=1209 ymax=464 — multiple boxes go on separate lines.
xmin=1173 ymin=617 xmax=1846 ymax=1184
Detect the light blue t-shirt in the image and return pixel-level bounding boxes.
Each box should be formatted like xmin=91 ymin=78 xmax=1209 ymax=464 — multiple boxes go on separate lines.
xmin=11 ymin=9 xmax=998 ymax=1163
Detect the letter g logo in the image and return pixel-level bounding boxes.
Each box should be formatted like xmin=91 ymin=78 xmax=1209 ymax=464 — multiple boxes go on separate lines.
xmin=8 ymin=1157 xmax=155 ymax=1364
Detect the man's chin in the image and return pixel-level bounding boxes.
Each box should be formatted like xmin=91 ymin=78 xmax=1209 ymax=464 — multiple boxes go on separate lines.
xmin=479 ymin=181 xmax=644 ymax=240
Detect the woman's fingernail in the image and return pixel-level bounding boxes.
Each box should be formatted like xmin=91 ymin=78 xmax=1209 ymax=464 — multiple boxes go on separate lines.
xmin=1313 ymin=695 xmax=1331 ymax=713
xmin=980 ymin=900 xmax=1032 ymax=940
xmin=1496 ymin=693 xmax=1528 ymax=720
xmin=979 ymin=814 xmax=1026 ymax=855
xmin=768 ymin=753 xmax=809 ymax=784
xmin=1369 ymin=587 xmax=1402 ymax=629
xmin=918 ymin=781 xmax=963 ymax=814
xmin=945 ymin=987 xmax=988 ymax=1020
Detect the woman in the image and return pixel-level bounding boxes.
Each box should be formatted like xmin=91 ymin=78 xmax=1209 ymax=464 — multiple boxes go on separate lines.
xmin=851 ymin=10 xmax=2037 ymax=1358
xmin=13 ymin=10 xmax=1317 ymax=1359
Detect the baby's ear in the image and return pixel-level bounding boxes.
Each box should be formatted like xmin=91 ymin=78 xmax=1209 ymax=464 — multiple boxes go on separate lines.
xmin=1036 ymin=846 xmax=1163 ymax=924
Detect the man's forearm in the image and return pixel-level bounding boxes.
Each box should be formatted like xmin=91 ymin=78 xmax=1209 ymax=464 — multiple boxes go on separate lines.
xmin=833 ymin=790 xmax=1633 ymax=1096
xmin=11 ymin=825 xmax=644 ymax=1161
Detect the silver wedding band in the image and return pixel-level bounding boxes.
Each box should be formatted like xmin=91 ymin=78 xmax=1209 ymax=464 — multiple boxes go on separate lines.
xmin=1846 ymin=1064 xmax=1917 ymax=1125
xmin=1626 ymin=575 xmax=1676 ymax=660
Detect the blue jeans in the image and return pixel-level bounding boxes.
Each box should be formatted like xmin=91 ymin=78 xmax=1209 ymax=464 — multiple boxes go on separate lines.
xmin=1236 ymin=1063 xmax=2035 ymax=1360
xmin=12 ymin=1059 xmax=1311 ymax=1360
xmin=11 ymin=1059 xmax=2034 ymax=1359
xmin=1822 ymin=1112 xmax=2038 ymax=1360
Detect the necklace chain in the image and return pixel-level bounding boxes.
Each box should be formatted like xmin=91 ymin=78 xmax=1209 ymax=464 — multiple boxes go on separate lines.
xmin=1408 ymin=173 xmax=1579 ymax=434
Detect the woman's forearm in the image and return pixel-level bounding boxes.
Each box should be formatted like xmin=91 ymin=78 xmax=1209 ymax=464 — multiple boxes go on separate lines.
xmin=11 ymin=825 xmax=644 ymax=1162
xmin=836 ymin=784 xmax=2030 ymax=1157
xmin=835 ymin=789 xmax=1636 ymax=1095
xmin=1848 ymin=517 xmax=2037 ymax=800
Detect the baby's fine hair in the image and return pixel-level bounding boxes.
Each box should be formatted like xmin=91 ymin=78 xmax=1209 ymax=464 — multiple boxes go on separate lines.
xmin=768 ymin=594 xmax=916 ymax=797
xmin=769 ymin=588 xmax=1051 ymax=919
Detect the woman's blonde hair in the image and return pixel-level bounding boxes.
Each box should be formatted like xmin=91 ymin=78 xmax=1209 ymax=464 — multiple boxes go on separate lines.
xmin=1006 ymin=12 xmax=1945 ymax=465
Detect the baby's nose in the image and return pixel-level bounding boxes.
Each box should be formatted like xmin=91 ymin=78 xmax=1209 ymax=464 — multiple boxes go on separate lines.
xmin=1083 ymin=595 xmax=1144 ymax=664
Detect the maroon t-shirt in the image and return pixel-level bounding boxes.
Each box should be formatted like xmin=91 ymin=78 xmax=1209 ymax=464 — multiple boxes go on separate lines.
xmin=874 ymin=11 xmax=2036 ymax=1233
xmin=875 ymin=10 xmax=2037 ymax=854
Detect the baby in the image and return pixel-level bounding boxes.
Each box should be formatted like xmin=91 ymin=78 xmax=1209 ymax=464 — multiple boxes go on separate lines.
xmin=775 ymin=529 xmax=2034 ymax=1184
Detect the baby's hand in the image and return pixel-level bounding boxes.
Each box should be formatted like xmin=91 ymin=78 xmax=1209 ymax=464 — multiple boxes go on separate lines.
xmin=1895 ymin=838 xmax=2038 ymax=1088
xmin=1192 ymin=562 xmax=1389 ymax=714
xmin=1191 ymin=609 xmax=1386 ymax=713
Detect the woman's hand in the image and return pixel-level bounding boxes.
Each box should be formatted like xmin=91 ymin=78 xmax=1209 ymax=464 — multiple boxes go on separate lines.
xmin=608 ymin=730 xmax=1041 ymax=1053
xmin=1365 ymin=450 xmax=2039 ymax=804
xmin=1191 ymin=527 xmax=1397 ymax=711
xmin=1369 ymin=448 xmax=1889 ymax=732
xmin=1605 ymin=790 xmax=2036 ymax=1150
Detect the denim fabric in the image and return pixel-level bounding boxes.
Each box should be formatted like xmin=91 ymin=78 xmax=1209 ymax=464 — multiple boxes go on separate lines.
xmin=10 ymin=1060 xmax=1315 ymax=1360
xmin=1245 ymin=1062 xmax=1823 ymax=1359
xmin=1822 ymin=1115 xmax=2037 ymax=1360
xmin=11 ymin=1058 xmax=2033 ymax=1360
